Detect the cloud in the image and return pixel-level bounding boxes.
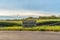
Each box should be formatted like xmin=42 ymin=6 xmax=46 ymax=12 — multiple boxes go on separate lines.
xmin=0 ymin=9 xmax=59 ymax=17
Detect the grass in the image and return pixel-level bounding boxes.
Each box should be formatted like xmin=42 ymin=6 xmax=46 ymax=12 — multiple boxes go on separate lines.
xmin=0 ymin=26 xmax=22 ymax=31
xmin=34 ymin=26 xmax=60 ymax=31
xmin=0 ymin=26 xmax=60 ymax=31
xmin=37 ymin=19 xmax=60 ymax=23
xmin=0 ymin=19 xmax=60 ymax=31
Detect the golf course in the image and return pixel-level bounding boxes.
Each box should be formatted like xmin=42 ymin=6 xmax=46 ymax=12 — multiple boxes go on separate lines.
xmin=0 ymin=19 xmax=60 ymax=31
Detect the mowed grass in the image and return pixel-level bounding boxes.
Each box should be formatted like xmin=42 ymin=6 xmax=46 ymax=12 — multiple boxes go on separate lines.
xmin=1 ymin=26 xmax=60 ymax=31
xmin=0 ymin=19 xmax=60 ymax=31
xmin=37 ymin=19 xmax=60 ymax=23
xmin=34 ymin=26 xmax=60 ymax=31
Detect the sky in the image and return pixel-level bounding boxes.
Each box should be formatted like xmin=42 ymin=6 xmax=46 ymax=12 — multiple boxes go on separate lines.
xmin=0 ymin=0 xmax=60 ymax=17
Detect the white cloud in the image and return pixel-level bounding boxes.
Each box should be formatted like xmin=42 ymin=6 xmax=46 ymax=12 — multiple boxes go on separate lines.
xmin=0 ymin=9 xmax=59 ymax=17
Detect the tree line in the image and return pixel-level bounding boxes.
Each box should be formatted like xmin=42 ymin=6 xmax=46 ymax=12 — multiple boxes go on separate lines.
xmin=26 ymin=15 xmax=60 ymax=19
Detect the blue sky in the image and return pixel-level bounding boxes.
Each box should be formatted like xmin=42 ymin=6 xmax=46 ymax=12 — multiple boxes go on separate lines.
xmin=0 ymin=0 xmax=60 ymax=16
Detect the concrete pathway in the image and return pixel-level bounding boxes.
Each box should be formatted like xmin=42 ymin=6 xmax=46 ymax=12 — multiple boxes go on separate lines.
xmin=0 ymin=31 xmax=60 ymax=40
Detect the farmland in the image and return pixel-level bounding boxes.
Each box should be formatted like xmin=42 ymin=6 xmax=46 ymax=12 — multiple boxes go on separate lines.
xmin=0 ymin=19 xmax=60 ymax=31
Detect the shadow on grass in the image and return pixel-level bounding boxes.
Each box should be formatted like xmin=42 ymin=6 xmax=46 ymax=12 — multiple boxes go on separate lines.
xmin=37 ymin=21 xmax=60 ymax=26
xmin=0 ymin=22 xmax=21 ymax=27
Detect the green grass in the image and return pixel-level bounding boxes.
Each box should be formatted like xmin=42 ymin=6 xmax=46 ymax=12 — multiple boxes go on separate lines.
xmin=0 ymin=26 xmax=22 ymax=31
xmin=0 ymin=19 xmax=60 ymax=31
xmin=37 ymin=19 xmax=60 ymax=23
xmin=0 ymin=26 xmax=60 ymax=31
xmin=34 ymin=26 xmax=60 ymax=31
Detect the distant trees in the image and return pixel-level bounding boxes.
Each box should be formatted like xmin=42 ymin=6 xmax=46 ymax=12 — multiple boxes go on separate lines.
xmin=26 ymin=15 xmax=60 ymax=19
xmin=39 ymin=15 xmax=59 ymax=19
xmin=39 ymin=16 xmax=48 ymax=19
xmin=5 ymin=15 xmax=60 ymax=20
xmin=48 ymin=15 xmax=58 ymax=19
xmin=26 ymin=17 xmax=34 ymax=19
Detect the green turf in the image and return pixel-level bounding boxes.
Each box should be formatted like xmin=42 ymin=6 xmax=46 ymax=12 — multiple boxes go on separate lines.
xmin=0 ymin=19 xmax=60 ymax=31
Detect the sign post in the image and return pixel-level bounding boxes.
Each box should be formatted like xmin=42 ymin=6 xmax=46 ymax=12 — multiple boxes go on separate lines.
xmin=22 ymin=20 xmax=36 ymax=27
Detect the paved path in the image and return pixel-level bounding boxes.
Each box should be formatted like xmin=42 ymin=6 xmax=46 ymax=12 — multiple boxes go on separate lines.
xmin=0 ymin=31 xmax=60 ymax=40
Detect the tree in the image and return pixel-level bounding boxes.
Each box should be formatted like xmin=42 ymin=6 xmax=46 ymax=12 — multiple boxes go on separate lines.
xmin=49 ymin=15 xmax=57 ymax=19
xmin=27 ymin=17 xmax=34 ymax=19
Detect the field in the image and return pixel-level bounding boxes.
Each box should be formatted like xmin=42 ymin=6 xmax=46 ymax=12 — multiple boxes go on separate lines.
xmin=0 ymin=19 xmax=60 ymax=31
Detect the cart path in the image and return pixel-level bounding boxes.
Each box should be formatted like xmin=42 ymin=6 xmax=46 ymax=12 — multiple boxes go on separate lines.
xmin=0 ymin=31 xmax=60 ymax=40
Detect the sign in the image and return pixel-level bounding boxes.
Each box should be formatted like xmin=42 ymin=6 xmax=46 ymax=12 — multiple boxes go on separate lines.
xmin=22 ymin=20 xmax=36 ymax=27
